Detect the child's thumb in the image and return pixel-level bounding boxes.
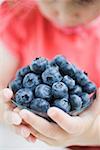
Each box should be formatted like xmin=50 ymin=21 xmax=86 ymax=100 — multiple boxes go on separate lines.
xmin=48 ymin=107 xmax=83 ymax=134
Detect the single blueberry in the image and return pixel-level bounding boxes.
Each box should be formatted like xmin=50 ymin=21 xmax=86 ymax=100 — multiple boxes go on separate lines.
xmin=53 ymin=55 xmax=69 ymax=67
xmin=52 ymin=82 xmax=68 ymax=99
xmin=42 ymin=66 xmax=62 ymax=85
xmin=30 ymin=98 xmax=50 ymax=113
xmin=52 ymin=98 xmax=71 ymax=113
xmin=70 ymin=94 xmax=82 ymax=111
xmin=62 ymin=75 xmax=75 ymax=90
xmin=16 ymin=66 xmax=31 ymax=78
xmin=60 ymin=64 xmax=78 ymax=78
xmin=35 ymin=84 xmax=52 ymax=101
xmin=75 ymin=70 xmax=89 ymax=86
xmin=83 ymin=82 xmax=96 ymax=94
xmin=15 ymin=88 xmax=33 ymax=105
xmin=49 ymin=60 xmax=58 ymax=67
xmin=30 ymin=57 xmax=48 ymax=74
xmin=9 ymin=79 xmax=22 ymax=93
xmin=23 ymin=73 xmax=41 ymax=90
xmin=78 ymin=92 xmax=90 ymax=107
xmin=70 ymin=85 xmax=82 ymax=95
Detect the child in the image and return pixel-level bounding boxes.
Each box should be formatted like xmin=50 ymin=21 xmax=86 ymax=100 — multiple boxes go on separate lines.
xmin=0 ymin=0 xmax=100 ymax=149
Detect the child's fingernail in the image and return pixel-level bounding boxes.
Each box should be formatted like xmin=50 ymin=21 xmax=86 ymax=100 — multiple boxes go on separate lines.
xmin=12 ymin=114 xmax=22 ymax=125
xmin=3 ymin=89 xmax=13 ymax=100
xmin=21 ymin=128 xmax=30 ymax=138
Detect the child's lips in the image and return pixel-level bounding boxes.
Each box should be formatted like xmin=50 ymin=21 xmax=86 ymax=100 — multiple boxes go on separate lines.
xmin=61 ymin=25 xmax=84 ymax=33
xmin=52 ymin=20 xmax=84 ymax=34
xmin=57 ymin=25 xmax=85 ymax=34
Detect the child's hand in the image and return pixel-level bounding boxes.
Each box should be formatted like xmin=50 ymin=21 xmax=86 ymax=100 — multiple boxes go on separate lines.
xmin=19 ymin=88 xmax=100 ymax=147
xmin=0 ymin=88 xmax=36 ymax=143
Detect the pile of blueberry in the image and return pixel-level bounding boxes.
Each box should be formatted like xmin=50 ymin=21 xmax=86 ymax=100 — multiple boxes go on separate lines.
xmin=9 ymin=55 xmax=96 ymax=120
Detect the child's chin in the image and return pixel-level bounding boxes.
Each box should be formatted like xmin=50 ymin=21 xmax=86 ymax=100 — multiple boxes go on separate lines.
xmin=51 ymin=19 xmax=82 ymax=29
xmin=52 ymin=21 xmax=84 ymax=34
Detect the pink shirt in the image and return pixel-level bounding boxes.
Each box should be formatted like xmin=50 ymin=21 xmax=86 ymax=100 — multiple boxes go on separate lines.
xmin=0 ymin=1 xmax=100 ymax=149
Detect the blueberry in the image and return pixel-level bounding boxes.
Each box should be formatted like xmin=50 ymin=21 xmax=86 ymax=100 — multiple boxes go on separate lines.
xmin=9 ymin=79 xmax=22 ymax=93
xmin=49 ymin=60 xmax=58 ymax=67
xmin=16 ymin=66 xmax=31 ymax=78
xmin=79 ymin=92 xmax=90 ymax=107
xmin=52 ymin=98 xmax=71 ymax=113
xmin=61 ymin=64 xmax=78 ymax=77
xmin=15 ymin=88 xmax=33 ymax=105
xmin=52 ymin=82 xmax=68 ymax=99
xmin=53 ymin=55 xmax=73 ymax=75
xmin=83 ymin=82 xmax=96 ymax=94
xmin=70 ymin=85 xmax=82 ymax=95
xmin=42 ymin=66 xmax=62 ymax=85
xmin=35 ymin=84 xmax=52 ymax=101
xmin=70 ymin=94 xmax=82 ymax=111
xmin=30 ymin=57 xmax=48 ymax=74
xmin=62 ymin=75 xmax=75 ymax=90
xmin=23 ymin=73 xmax=41 ymax=90
xmin=30 ymin=98 xmax=50 ymax=113
xmin=75 ymin=70 xmax=89 ymax=86
xmin=53 ymin=55 xmax=69 ymax=67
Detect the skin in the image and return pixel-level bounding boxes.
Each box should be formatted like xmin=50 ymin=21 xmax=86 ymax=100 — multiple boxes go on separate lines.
xmin=19 ymin=89 xmax=100 ymax=147
xmin=37 ymin=0 xmax=100 ymax=27
xmin=0 ymin=0 xmax=100 ymax=146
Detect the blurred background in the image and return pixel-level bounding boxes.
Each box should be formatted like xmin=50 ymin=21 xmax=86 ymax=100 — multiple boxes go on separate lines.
xmin=0 ymin=123 xmax=64 ymax=150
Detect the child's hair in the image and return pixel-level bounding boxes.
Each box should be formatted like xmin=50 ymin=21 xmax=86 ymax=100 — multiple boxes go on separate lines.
xmin=0 ymin=0 xmax=35 ymax=33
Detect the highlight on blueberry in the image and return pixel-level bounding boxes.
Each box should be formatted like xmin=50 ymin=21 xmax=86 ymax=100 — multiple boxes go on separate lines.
xmin=8 ymin=55 xmax=96 ymax=121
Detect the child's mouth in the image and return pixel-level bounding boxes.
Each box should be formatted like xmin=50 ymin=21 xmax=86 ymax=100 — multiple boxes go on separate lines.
xmin=60 ymin=25 xmax=84 ymax=34
xmin=52 ymin=20 xmax=84 ymax=34
xmin=59 ymin=25 xmax=85 ymax=34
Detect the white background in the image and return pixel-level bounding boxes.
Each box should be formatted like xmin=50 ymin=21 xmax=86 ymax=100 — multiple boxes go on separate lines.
xmin=0 ymin=123 xmax=64 ymax=150
xmin=0 ymin=0 xmax=3 ymax=5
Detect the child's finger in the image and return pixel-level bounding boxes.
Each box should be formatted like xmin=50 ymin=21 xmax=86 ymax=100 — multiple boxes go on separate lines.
xmin=48 ymin=107 xmax=84 ymax=134
xmin=14 ymin=108 xmax=29 ymax=125
xmin=19 ymin=109 xmax=65 ymax=139
xmin=29 ymin=127 xmax=57 ymax=146
xmin=4 ymin=102 xmax=16 ymax=111
xmin=26 ymin=134 xmax=37 ymax=143
xmin=13 ymin=125 xmax=31 ymax=138
xmin=13 ymin=107 xmax=21 ymax=113
xmin=0 ymin=88 xmax=13 ymax=102
xmin=4 ymin=110 xmax=22 ymax=125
